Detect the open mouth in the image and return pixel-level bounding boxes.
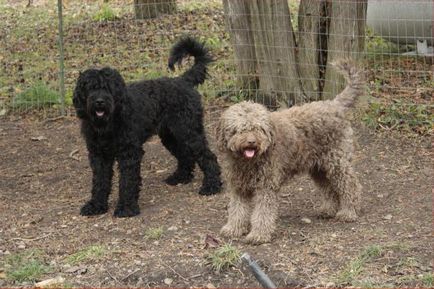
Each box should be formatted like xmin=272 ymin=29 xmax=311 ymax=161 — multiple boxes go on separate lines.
xmin=243 ymin=148 xmax=256 ymax=158
xmin=95 ymin=110 xmax=105 ymax=117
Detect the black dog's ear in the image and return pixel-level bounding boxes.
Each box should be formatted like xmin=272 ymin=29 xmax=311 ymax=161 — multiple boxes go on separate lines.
xmin=100 ymin=67 xmax=127 ymax=105
xmin=73 ymin=71 xmax=88 ymax=119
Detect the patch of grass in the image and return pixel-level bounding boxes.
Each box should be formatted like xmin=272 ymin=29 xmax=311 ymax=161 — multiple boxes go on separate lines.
xmin=421 ymin=273 xmax=434 ymax=288
xmin=363 ymin=100 xmax=433 ymax=135
xmin=65 ymin=245 xmax=106 ymax=265
xmin=364 ymin=27 xmax=413 ymax=57
xmin=3 ymin=250 xmax=50 ymax=282
xmin=145 ymin=227 xmax=164 ymax=240
xmin=336 ymin=245 xmax=383 ymax=286
xmin=208 ymin=243 xmax=241 ymax=272
xmin=12 ymin=82 xmax=60 ymax=109
xmin=178 ymin=0 xmax=222 ymax=12
xmin=92 ymin=4 xmax=118 ymax=22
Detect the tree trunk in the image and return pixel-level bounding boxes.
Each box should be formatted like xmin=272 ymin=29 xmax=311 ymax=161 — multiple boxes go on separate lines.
xmin=249 ymin=0 xmax=305 ymax=107
xmin=322 ymin=0 xmax=367 ymax=98
xmin=224 ymin=0 xmax=367 ymax=105
xmin=134 ymin=0 xmax=176 ymax=19
xmin=223 ymin=0 xmax=258 ymax=97
xmin=297 ymin=0 xmax=323 ymax=101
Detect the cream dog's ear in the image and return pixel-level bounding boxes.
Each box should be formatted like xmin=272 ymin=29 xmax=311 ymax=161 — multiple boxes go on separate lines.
xmin=215 ymin=117 xmax=227 ymax=152
xmin=265 ymin=121 xmax=276 ymax=145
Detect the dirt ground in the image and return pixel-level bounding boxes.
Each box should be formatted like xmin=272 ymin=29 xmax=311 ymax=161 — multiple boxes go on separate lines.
xmin=0 ymin=105 xmax=432 ymax=288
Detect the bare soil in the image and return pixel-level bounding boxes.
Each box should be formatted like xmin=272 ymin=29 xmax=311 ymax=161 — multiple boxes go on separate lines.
xmin=0 ymin=106 xmax=432 ymax=288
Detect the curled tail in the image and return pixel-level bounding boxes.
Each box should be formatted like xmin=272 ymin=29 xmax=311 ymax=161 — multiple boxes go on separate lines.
xmin=332 ymin=59 xmax=365 ymax=109
xmin=168 ymin=36 xmax=213 ymax=87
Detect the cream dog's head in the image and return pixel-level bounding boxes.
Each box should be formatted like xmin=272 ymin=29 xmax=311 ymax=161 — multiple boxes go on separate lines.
xmin=216 ymin=101 xmax=275 ymax=160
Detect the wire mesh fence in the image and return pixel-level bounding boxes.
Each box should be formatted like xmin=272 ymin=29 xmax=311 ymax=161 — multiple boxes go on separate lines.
xmin=0 ymin=0 xmax=432 ymax=130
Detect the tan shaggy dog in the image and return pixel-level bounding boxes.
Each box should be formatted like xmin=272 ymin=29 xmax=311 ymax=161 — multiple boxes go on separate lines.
xmin=216 ymin=60 xmax=364 ymax=244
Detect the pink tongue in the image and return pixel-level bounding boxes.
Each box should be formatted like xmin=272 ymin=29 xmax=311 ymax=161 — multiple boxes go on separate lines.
xmin=244 ymin=149 xmax=255 ymax=158
xmin=96 ymin=111 xmax=104 ymax=117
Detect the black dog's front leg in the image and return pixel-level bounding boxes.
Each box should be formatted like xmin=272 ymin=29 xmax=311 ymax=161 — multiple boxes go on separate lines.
xmin=81 ymin=152 xmax=114 ymax=216
xmin=114 ymin=147 xmax=143 ymax=217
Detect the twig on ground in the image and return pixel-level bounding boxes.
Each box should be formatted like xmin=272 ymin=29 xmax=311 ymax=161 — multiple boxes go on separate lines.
xmin=9 ymin=232 xmax=52 ymax=242
xmin=161 ymin=261 xmax=189 ymax=282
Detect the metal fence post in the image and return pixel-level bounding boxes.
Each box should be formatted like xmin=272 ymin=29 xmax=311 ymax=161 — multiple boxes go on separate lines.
xmin=57 ymin=0 xmax=65 ymax=115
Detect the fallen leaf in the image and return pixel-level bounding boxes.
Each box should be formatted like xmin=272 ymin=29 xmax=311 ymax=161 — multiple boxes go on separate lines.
xmin=69 ymin=149 xmax=80 ymax=160
xmin=204 ymin=234 xmax=220 ymax=249
xmin=31 ymin=136 xmax=46 ymax=141
xmin=163 ymin=278 xmax=173 ymax=285
xmin=35 ymin=276 xmax=65 ymax=288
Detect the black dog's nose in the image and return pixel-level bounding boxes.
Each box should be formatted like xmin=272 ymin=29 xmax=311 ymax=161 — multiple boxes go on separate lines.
xmin=96 ymin=99 xmax=105 ymax=106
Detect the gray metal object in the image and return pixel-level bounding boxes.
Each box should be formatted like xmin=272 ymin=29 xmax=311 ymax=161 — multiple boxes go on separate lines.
xmin=241 ymin=253 xmax=277 ymax=289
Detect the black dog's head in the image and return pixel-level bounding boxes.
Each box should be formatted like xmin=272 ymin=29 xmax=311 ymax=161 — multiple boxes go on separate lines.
xmin=73 ymin=67 xmax=127 ymax=127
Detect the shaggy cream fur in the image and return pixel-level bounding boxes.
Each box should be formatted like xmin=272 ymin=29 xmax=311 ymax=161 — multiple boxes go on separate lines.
xmin=216 ymin=60 xmax=364 ymax=244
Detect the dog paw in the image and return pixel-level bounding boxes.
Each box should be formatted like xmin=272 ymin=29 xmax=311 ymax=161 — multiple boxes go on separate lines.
xmin=165 ymin=172 xmax=193 ymax=186
xmin=220 ymin=223 xmax=248 ymax=238
xmin=244 ymin=232 xmax=272 ymax=245
xmin=316 ymin=208 xmax=337 ymax=219
xmin=199 ymin=181 xmax=222 ymax=196
xmin=335 ymin=209 xmax=357 ymax=222
xmin=80 ymin=201 xmax=108 ymax=216
xmin=114 ymin=202 xmax=140 ymax=218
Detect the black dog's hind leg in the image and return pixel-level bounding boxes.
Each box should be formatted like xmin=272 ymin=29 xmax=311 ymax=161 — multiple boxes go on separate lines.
xmin=195 ymin=139 xmax=222 ymax=195
xmin=114 ymin=146 xmax=143 ymax=217
xmin=159 ymin=128 xmax=195 ymax=185
xmin=170 ymin=123 xmax=222 ymax=195
xmin=81 ymin=152 xmax=114 ymax=216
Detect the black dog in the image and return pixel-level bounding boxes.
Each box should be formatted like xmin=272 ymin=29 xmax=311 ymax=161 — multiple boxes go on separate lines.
xmin=73 ymin=37 xmax=222 ymax=217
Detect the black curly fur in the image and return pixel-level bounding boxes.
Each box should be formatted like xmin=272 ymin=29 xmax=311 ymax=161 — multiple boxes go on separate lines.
xmin=73 ymin=37 xmax=222 ymax=218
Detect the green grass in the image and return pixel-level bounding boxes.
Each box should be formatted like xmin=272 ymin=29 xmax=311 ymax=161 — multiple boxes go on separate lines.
xmin=178 ymin=0 xmax=222 ymax=12
xmin=363 ymin=100 xmax=433 ymax=135
xmin=12 ymin=82 xmax=61 ymax=109
xmin=421 ymin=273 xmax=434 ymax=287
xmin=336 ymin=245 xmax=383 ymax=286
xmin=208 ymin=243 xmax=241 ymax=272
xmin=144 ymin=227 xmax=164 ymax=240
xmin=65 ymin=245 xmax=106 ymax=265
xmin=92 ymin=4 xmax=118 ymax=22
xmin=364 ymin=27 xmax=414 ymax=57
xmin=2 ymin=250 xmax=50 ymax=282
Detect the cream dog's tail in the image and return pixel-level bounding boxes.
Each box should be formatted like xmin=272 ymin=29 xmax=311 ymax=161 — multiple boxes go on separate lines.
xmin=332 ymin=59 xmax=365 ymax=109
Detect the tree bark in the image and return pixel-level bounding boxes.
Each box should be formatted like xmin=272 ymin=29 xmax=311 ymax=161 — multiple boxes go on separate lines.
xmin=322 ymin=0 xmax=367 ymax=98
xmin=249 ymin=0 xmax=304 ymax=107
xmin=134 ymin=0 xmax=176 ymax=19
xmin=223 ymin=0 xmax=258 ymax=97
xmin=297 ymin=0 xmax=323 ymax=101
xmin=224 ymin=0 xmax=367 ymax=105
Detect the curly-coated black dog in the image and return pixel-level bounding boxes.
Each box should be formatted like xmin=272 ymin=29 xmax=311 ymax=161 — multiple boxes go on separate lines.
xmin=73 ymin=37 xmax=222 ymax=217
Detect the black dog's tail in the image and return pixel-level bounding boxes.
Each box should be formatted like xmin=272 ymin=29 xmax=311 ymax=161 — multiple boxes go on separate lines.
xmin=332 ymin=59 xmax=365 ymax=109
xmin=168 ymin=37 xmax=213 ymax=87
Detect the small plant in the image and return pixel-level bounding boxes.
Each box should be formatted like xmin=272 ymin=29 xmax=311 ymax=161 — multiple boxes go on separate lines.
xmin=65 ymin=245 xmax=106 ymax=265
xmin=93 ymin=4 xmax=118 ymax=22
xmin=145 ymin=227 xmax=164 ymax=240
xmin=12 ymin=82 xmax=60 ymax=109
xmin=421 ymin=273 xmax=433 ymax=288
xmin=337 ymin=245 xmax=383 ymax=286
xmin=363 ymin=100 xmax=433 ymax=135
xmin=3 ymin=250 xmax=50 ymax=282
xmin=208 ymin=243 xmax=241 ymax=272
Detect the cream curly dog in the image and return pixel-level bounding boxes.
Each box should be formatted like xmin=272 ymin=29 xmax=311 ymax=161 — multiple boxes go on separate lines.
xmin=216 ymin=60 xmax=364 ymax=244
